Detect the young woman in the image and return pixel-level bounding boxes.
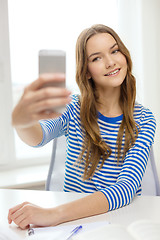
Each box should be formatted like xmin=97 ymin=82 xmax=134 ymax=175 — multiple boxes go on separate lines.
xmin=8 ymin=24 xmax=156 ymax=229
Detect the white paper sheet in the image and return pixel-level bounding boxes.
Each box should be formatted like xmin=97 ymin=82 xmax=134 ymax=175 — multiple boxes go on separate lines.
xmin=0 ymin=224 xmax=22 ymax=240
xmin=26 ymin=221 xmax=110 ymax=240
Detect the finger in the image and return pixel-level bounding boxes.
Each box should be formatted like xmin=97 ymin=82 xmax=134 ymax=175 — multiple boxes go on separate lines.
xmin=8 ymin=202 xmax=28 ymax=224
xmin=8 ymin=210 xmax=12 ymax=224
xmin=26 ymin=73 xmax=65 ymax=91
xmin=14 ymin=215 xmax=29 ymax=230
xmin=11 ymin=211 xmax=25 ymax=226
xmin=38 ymin=87 xmax=71 ymax=99
xmin=10 ymin=205 xmax=25 ymax=221
xmin=31 ymin=97 xmax=71 ymax=113
xmin=23 ymin=87 xmax=71 ymax=105
xmin=19 ymin=221 xmax=30 ymax=230
xmin=8 ymin=214 xmax=12 ymax=224
xmin=8 ymin=202 xmax=29 ymax=216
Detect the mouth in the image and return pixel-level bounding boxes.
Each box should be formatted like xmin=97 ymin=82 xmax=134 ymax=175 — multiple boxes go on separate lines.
xmin=104 ymin=68 xmax=120 ymax=76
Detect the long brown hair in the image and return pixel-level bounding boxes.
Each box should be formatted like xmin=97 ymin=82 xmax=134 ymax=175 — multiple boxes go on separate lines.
xmin=76 ymin=24 xmax=139 ymax=180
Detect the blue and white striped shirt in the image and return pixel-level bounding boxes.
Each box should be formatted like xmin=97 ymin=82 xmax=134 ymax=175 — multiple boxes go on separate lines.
xmin=38 ymin=95 xmax=156 ymax=211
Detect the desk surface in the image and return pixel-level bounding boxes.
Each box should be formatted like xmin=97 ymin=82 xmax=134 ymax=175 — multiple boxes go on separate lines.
xmin=0 ymin=189 xmax=160 ymax=239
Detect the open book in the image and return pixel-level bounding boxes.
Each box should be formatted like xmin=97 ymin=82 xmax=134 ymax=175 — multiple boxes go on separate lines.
xmin=72 ymin=220 xmax=160 ymax=240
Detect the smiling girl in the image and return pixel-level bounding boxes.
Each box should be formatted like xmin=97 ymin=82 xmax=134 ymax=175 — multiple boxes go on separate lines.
xmin=8 ymin=24 xmax=156 ymax=229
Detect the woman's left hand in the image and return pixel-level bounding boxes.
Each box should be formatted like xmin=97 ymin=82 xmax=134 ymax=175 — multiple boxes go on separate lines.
xmin=8 ymin=202 xmax=57 ymax=229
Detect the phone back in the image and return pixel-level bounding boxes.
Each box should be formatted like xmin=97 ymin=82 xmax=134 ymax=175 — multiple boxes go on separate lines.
xmin=39 ymin=50 xmax=66 ymax=74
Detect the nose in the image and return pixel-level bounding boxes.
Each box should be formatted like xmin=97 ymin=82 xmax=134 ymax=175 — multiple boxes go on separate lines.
xmin=104 ymin=55 xmax=115 ymax=69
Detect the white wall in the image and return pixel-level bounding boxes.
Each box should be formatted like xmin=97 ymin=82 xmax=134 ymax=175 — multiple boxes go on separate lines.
xmin=1 ymin=0 xmax=159 ymax=177
xmin=0 ymin=0 xmax=15 ymax=165
xmin=141 ymin=0 xmax=160 ymax=178
xmin=118 ymin=0 xmax=160 ymax=178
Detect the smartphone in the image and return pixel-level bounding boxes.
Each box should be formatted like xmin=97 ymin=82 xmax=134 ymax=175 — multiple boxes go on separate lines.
xmin=39 ymin=49 xmax=66 ymax=113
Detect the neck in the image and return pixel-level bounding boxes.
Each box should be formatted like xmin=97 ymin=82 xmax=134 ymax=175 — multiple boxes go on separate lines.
xmin=96 ymin=87 xmax=122 ymax=117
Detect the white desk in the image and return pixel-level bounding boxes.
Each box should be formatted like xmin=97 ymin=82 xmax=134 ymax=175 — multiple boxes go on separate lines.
xmin=0 ymin=189 xmax=160 ymax=239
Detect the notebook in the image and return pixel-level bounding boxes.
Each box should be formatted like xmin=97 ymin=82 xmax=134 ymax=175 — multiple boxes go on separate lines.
xmin=72 ymin=219 xmax=160 ymax=240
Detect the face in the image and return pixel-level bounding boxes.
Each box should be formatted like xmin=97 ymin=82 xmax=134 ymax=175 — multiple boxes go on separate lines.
xmin=86 ymin=33 xmax=127 ymax=91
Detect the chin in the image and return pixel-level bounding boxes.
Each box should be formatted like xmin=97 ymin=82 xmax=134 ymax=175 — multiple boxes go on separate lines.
xmin=110 ymin=77 xmax=125 ymax=88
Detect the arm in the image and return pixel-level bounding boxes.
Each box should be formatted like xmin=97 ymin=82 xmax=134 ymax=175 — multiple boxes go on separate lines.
xmin=8 ymin=108 xmax=156 ymax=228
xmin=8 ymin=191 xmax=109 ymax=229
xmin=14 ymin=123 xmax=43 ymax=146
xmin=12 ymin=73 xmax=71 ymax=146
xmin=100 ymin=112 xmax=156 ymax=211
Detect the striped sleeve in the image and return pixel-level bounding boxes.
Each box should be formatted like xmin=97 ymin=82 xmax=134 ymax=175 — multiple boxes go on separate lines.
xmin=35 ymin=95 xmax=78 ymax=147
xmin=100 ymin=109 xmax=156 ymax=211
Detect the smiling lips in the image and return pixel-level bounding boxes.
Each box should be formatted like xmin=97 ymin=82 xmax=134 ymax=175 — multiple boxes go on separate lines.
xmin=105 ymin=68 xmax=120 ymax=76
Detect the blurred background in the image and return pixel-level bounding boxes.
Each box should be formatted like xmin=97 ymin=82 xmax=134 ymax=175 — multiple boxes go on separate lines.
xmin=0 ymin=0 xmax=159 ymax=190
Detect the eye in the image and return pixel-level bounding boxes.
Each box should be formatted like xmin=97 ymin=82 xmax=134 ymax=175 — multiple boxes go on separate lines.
xmin=112 ymin=49 xmax=119 ymax=54
xmin=92 ymin=57 xmax=101 ymax=62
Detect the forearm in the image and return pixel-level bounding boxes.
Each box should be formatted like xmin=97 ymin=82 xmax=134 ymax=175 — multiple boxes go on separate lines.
xmin=54 ymin=191 xmax=109 ymax=225
xmin=15 ymin=123 xmax=43 ymax=146
xmin=11 ymin=73 xmax=70 ymax=147
xmin=8 ymin=192 xmax=109 ymax=229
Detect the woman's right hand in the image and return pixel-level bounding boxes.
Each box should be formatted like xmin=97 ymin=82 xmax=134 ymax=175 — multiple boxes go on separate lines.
xmin=12 ymin=73 xmax=71 ymax=129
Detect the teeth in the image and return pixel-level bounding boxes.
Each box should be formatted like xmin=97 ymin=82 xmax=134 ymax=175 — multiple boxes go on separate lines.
xmin=106 ymin=69 xmax=119 ymax=76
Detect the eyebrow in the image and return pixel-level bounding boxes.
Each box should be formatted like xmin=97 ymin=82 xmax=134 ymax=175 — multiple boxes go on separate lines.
xmin=110 ymin=43 xmax=118 ymax=49
xmin=88 ymin=43 xmax=118 ymax=59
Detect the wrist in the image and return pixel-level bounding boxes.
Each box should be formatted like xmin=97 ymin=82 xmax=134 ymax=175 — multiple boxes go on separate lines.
xmin=49 ymin=205 xmax=68 ymax=226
